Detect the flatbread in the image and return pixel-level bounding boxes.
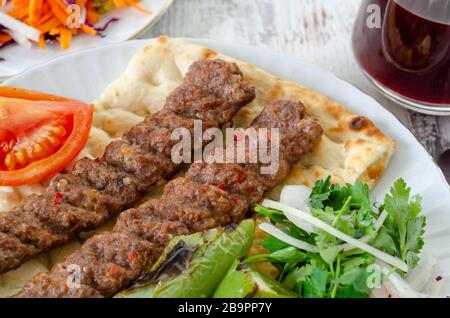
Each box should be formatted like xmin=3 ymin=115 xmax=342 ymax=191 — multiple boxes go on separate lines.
xmin=99 ymin=36 xmax=396 ymax=280
xmin=99 ymin=36 xmax=395 ymax=195
xmin=0 ymin=36 xmax=395 ymax=296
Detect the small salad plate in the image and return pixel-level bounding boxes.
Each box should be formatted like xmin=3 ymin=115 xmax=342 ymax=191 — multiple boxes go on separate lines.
xmin=0 ymin=0 xmax=173 ymax=80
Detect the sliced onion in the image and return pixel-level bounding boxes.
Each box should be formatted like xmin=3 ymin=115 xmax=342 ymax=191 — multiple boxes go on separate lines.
xmin=262 ymin=199 xmax=409 ymax=272
xmin=0 ymin=12 xmax=40 ymax=44
xmin=406 ymin=248 xmax=444 ymax=297
xmin=258 ymin=222 xmax=318 ymax=253
xmin=280 ymin=185 xmax=314 ymax=233
xmin=4 ymin=29 xmax=31 ymax=48
xmin=406 ymin=248 xmax=435 ymax=291
xmin=370 ymin=261 xmax=425 ymax=298
xmin=280 ymin=185 xmax=311 ymax=212
xmin=385 ymin=271 xmax=425 ymax=297
xmin=279 ymin=185 xmax=387 ymax=242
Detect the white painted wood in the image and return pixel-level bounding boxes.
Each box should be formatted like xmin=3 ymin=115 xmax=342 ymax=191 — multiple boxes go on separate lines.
xmin=141 ymin=0 xmax=450 ymax=160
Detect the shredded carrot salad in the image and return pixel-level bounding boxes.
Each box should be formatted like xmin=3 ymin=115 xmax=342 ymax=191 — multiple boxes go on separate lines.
xmin=0 ymin=0 xmax=151 ymax=49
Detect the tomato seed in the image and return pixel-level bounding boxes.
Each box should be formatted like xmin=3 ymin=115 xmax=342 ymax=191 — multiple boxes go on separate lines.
xmin=52 ymin=126 xmax=66 ymax=137
xmin=15 ymin=150 xmax=27 ymax=166
xmin=47 ymin=136 xmax=60 ymax=147
xmin=33 ymin=144 xmax=44 ymax=157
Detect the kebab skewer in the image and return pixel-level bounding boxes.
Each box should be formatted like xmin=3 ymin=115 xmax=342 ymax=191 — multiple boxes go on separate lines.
xmin=16 ymin=99 xmax=323 ymax=297
xmin=0 ymin=59 xmax=256 ymax=275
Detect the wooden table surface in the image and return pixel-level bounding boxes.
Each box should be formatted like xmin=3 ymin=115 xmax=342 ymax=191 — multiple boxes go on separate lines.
xmin=142 ymin=0 xmax=450 ymax=161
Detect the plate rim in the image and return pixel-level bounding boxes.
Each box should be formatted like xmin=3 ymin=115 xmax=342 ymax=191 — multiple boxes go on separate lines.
xmin=0 ymin=0 xmax=174 ymax=81
xmin=128 ymin=0 xmax=174 ymax=41
xmin=3 ymin=37 xmax=449 ymax=192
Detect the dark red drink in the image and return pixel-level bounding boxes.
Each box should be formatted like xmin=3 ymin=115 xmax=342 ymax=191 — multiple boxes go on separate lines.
xmin=353 ymin=0 xmax=450 ymax=110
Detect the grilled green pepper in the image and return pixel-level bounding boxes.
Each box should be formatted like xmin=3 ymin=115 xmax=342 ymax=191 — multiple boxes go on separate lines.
xmin=116 ymin=219 xmax=255 ymax=298
xmin=213 ymin=260 xmax=296 ymax=298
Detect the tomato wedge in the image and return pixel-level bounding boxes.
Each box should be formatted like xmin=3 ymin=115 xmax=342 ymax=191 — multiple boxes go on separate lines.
xmin=0 ymin=87 xmax=93 ymax=186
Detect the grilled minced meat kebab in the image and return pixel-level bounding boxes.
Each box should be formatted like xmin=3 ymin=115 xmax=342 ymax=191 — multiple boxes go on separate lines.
xmin=0 ymin=59 xmax=256 ymax=275
xmin=16 ymin=100 xmax=323 ymax=297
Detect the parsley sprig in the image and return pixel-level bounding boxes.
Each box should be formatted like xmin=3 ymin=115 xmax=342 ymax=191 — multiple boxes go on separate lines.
xmin=247 ymin=177 xmax=425 ymax=298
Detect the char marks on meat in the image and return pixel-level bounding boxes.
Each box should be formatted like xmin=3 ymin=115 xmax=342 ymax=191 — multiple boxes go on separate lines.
xmin=125 ymin=110 xmax=216 ymax=157
xmin=103 ymin=140 xmax=178 ymax=188
xmin=186 ymin=162 xmax=265 ymax=206
xmin=165 ymin=60 xmax=256 ymax=124
xmin=0 ymin=59 xmax=255 ymax=275
xmin=16 ymin=99 xmax=323 ymax=298
xmin=251 ymin=99 xmax=323 ymax=163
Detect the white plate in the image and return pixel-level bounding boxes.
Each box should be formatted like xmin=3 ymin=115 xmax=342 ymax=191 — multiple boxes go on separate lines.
xmin=0 ymin=0 xmax=173 ymax=79
xmin=4 ymin=39 xmax=450 ymax=297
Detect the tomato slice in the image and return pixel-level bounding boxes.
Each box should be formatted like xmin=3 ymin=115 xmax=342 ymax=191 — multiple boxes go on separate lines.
xmin=0 ymin=87 xmax=93 ymax=186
